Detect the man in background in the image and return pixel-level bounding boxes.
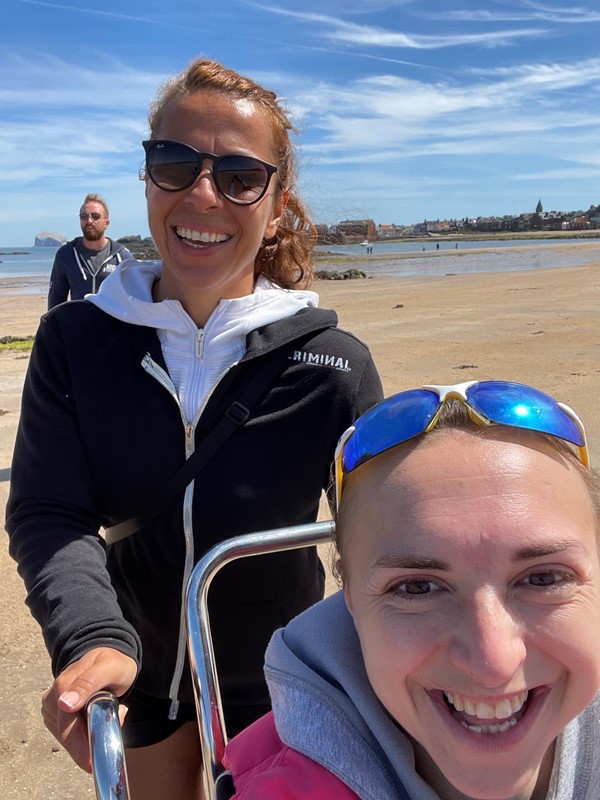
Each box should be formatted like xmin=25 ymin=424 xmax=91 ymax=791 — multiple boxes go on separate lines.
xmin=48 ymin=193 xmax=133 ymax=308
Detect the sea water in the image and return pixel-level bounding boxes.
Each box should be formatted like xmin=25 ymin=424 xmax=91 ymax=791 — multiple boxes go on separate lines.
xmin=0 ymin=239 xmax=598 ymax=293
xmin=0 ymin=246 xmax=58 ymax=279
xmin=315 ymin=237 xmax=600 ymax=279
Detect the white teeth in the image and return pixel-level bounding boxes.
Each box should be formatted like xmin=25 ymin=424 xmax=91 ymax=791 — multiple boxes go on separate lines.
xmin=460 ymin=717 xmax=517 ymax=735
xmin=176 ymin=227 xmax=229 ymax=244
xmin=463 ymin=699 xmax=478 ymax=716
xmin=475 ymin=701 xmax=496 ymax=720
xmin=444 ymin=690 xmax=528 ymax=722
xmin=511 ymin=692 xmax=528 ymax=712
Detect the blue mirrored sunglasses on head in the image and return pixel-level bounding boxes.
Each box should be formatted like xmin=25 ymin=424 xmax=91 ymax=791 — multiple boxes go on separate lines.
xmin=334 ymin=380 xmax=589 ymax=509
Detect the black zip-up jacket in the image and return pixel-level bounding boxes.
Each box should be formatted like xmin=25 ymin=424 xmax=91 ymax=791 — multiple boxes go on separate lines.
xmin=6 ymin=300 xmax=382 ymax=712
xmin=48 ymin=238 xmax=133 ymax=308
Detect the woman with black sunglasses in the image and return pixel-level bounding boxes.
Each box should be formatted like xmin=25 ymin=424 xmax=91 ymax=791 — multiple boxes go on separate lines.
xmin=6 ymin=58 xmax=382 ymax=799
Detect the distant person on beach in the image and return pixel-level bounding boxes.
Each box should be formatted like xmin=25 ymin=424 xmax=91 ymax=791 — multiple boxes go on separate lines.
xmin=47 ymin=193 xmax=133 ymax=308
xmin=7 ymin=58 xmax=382 ymax=800
xmin=224 ymin=381 xmax=600 ymax=799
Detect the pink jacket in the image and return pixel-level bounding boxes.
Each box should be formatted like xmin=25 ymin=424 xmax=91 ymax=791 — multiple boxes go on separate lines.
xmin=223 ymin=712 xmax=360 ymax=799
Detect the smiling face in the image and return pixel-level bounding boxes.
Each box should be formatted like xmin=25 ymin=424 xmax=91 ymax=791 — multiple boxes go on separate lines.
xmin=342 ymin=429 xmax=600 ymax=800
xmin=146 ymin=90 xmax=284 ymax=322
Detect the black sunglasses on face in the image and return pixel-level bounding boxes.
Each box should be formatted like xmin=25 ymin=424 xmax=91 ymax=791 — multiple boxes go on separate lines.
xmin=79 ymin=212 xmax=103 ymax=221
xmin=142 ymin=140 xmax=279 ymax=205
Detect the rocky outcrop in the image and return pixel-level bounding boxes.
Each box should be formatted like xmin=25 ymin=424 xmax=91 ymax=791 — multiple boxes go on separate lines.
xmin=35 ymin=232 xmax=66 ymax=247
xmin=315 ymin=269 xmax=367 ymax=280
xmin=117 ymin=235 xmax=160 ymax=261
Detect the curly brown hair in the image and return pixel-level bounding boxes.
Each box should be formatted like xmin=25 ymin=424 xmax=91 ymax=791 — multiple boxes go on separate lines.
xmin=147 ymin=58 xmax=316 ymax=289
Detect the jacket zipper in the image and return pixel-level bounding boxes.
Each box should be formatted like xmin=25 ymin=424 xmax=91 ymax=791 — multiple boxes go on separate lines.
xmin=73 ymin=247 xmax=122 ymax=292
xmin=195 ymin=329 xmax=204 ymax=357
xmin=141 ymin=352 xmax=238 ymax=719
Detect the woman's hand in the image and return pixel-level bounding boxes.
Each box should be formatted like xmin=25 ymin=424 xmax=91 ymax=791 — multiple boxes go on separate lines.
xmin=41 ymin=647 xmax=138 ymax=772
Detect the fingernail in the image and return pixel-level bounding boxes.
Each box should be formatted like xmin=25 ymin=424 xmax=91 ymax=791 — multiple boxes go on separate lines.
xmin=59 ymin=691 xmax=81 ymax=709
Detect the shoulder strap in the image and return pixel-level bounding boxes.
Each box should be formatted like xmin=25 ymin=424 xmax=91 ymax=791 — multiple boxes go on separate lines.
xmin=105 ymin=346 xmax=291 ymax=545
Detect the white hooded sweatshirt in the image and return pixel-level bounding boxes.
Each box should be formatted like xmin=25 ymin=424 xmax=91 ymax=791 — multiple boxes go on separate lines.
xmin=88 ymin=259 xmax=319 ymax=424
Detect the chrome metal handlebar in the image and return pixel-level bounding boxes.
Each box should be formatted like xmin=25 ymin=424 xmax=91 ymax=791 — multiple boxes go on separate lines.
xmin=86 ymin=691 xmax=130 ymax=800
xmin=186 ymin=519 xmax=335 ymax=800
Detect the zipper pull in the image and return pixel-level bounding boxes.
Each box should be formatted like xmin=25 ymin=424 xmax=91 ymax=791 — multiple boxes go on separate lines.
xmin=184 ymin=423 xmax=195 ymax=454
xmin=195 ymin=329 xmax=204 ymax=358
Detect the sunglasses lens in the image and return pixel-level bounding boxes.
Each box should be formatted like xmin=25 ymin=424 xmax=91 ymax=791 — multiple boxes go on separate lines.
xmin=467 ymin=381 xmax=585 ymax=447
xmin=147 ymin=142 xmax=199 ymax=191
xmin=215 ymin=156 xmax=271 ymax=203
xmin=343 ymin=388 xmax=440 ymax=473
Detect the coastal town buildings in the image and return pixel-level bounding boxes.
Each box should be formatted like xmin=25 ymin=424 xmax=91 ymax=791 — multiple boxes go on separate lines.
xmin=326 ymin=219 xmax=378 ymax=244
xmin=316 ymin=202 xmax=600 ymax=244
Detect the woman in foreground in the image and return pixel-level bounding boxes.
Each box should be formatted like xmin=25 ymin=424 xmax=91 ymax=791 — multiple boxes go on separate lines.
xmin=6 ymin=58 xmax=382 ymax=799
xmin=225 ymin=380 xmax=600 ymax=799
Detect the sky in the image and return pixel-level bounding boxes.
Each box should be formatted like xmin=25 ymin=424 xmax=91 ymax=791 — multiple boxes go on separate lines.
xmin=1 ymin=0 xmax=600 ymax=246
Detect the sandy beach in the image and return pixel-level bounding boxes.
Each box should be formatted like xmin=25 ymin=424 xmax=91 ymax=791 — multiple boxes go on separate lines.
xmin=2 ymin=246 xmax=600 ymax=797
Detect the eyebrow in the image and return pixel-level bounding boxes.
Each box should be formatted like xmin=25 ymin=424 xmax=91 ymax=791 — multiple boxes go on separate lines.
xmin=372 ymin=555 xmax=450 ymax=571
xmin=372 ymin=540 xmax=585 ymax=571
xmin=511 ymin=540 xmax=585 ymax=562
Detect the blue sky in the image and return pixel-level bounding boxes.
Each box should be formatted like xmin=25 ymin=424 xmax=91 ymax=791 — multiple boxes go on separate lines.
xmin=2 ymin=0 xmax=600 ymax=246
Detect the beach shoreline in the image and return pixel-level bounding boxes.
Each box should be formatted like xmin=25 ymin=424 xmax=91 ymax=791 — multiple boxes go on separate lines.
xmin=0 ymin=276 xmax=50 ymax=298
xmin=315 ymin=237 xmax=600 ymax=260
xmin=2 ymin=251 xmax=600 ymax=797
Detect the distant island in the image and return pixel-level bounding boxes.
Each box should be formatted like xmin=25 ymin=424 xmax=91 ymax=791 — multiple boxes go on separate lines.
xmin=35 ymin=231 xmax=66 ymax=247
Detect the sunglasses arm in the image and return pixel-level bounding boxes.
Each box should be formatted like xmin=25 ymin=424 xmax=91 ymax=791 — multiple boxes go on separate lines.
xmin=334 ymin=426 xmax=356 ymax=511
xmin=557 ymin=402 xmax=590 ymax=467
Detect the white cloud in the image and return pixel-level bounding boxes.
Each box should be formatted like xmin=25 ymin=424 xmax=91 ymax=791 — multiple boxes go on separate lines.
xmin=256 ymin=7 xmax=548 ymax=49
xmin=437 ymin=2 xmax=600 ymax=24
xmin=513 ymin=166 xmax=600 ymax=180
xmin=2 ymin=52 xmax=161 ymax=110
xmin=470 ymin=57 xmax=600 ymax=88
xmin=0 ymin=53 xmax=162 ymax=190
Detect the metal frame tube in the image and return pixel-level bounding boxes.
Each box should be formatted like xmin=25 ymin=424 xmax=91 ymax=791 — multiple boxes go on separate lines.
xmin=185 ymin=519 xmax=335 ymax=800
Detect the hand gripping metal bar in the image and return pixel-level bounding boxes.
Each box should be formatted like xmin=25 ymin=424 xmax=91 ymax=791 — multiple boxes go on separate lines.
xmin=86 ymin=691 xmax=130 ymax=799
xmin=185 ymin=519 xmax=335 ymax=800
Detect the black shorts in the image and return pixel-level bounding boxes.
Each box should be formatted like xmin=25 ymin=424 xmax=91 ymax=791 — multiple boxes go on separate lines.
xmin=121 ymin=686 xmax=271 ymax=749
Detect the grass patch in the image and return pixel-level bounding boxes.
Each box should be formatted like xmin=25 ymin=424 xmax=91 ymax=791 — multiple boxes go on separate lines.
xmin=0 ymin=335 xmax=35 ymax=353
